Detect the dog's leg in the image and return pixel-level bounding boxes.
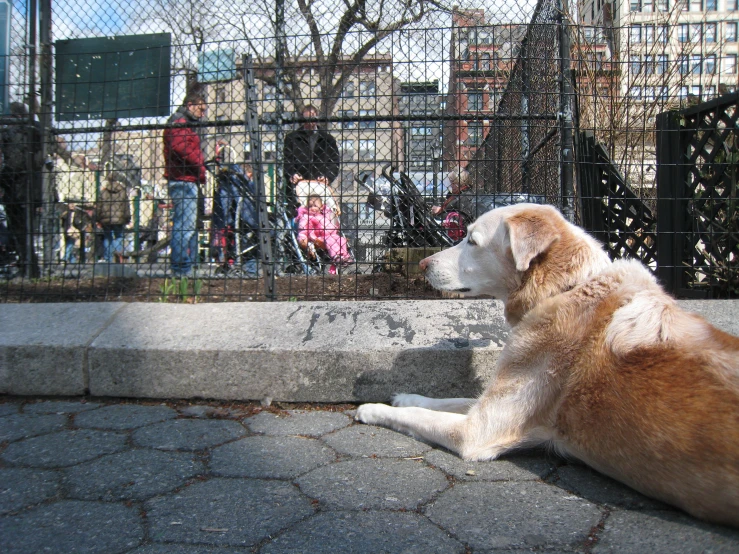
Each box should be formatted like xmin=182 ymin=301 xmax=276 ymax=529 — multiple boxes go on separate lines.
xmin=392 ymin=393 xmax=475 ymax=414
xmin=356 ymin=404 xmax=467 ymax=453
xmin=358 ymin=373 xmax=553 ymax=461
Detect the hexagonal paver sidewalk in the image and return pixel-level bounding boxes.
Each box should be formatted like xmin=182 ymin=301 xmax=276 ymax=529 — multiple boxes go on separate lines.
xmin=1 ymin=397 xmax=738 ymax=553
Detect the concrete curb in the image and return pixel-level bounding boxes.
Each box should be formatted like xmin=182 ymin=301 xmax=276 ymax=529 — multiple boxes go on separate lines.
xmin=1 ymin=299 xmax=738 ymax=401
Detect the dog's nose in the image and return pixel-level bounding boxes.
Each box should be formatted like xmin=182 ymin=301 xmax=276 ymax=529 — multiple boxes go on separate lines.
xmin=419 ymin=257 xmax=430 ymax=272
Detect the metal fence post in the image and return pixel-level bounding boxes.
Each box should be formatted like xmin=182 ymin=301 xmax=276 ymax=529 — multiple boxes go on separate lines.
xmin=39 ymin=0 xmax=54 ymax=272
xmin=245 ymin=54 xmax=275 ymax=300
xmin=558 ymin=0 xmax=575 ymax=223
xmin=655 ymin=110 xmax=685 ymax=295
xmin=275 ymin=0 xmax=286 ymax=217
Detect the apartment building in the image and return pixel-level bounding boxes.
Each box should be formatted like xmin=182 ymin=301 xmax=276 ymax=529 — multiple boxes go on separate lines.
xmin=579 ymin=0 xmax=739 ymax=103
xmin=443 ymin=9 xmax=525 ymax=169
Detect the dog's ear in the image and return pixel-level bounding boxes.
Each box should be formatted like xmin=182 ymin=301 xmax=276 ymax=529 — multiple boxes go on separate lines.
xmin=505 ymin=212 xmax=560 ymax=272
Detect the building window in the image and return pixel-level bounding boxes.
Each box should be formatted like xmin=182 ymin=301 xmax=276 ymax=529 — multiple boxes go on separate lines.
xmin=630 ymin=0 xmax=642 ymax=11
xmin=657 ymin=0 xmax=669 ymax=10
xmin=705 ymin=23 xmax=717 ymax=43
xmin=467 ymin=91 xmax=484 ymax=111
xmin=629 ymin=86 xmax=642 ymax=99
xmin=726 ymin=22 xmax=738 ymax=42
xmin=644 ymin=55 xmax=655 ymax=74
xmin=262 ymin=112 xmax=279 ymax=132
xmin=642 ymin=0 xmax=653 ymax=10
xmin=359 ymin=139 xmax=375 ymax=161
xmin=705 ymin=85 xmax=716 ymax=98
xmin=477 ymin=30 xmax=492 ymax=44
xmin=678 ymin=24 xmax=689 ymax=43
xmin=657 ymin=86 xmax=668 ymax=100
xmin=358 ymin=109 xmax=376 ymax=129
xmin=411 ymin=126 xmax=434 ymax=136
xmin=645 ymin=25 xmax=655 ymax=43
xmin=706 ymin=0 xmax=716 ymax=10
xmin=690 ymin=85 xmax=702 ymax=98
xmin=689 ymin=0 xmax=703 ymax=11
xmin=263 ymin=141 xmax=276 ymax=161
xmin=730 ymin=0 xmax=739 ymax=11
xmin=680 ymin=86 xmax=689 ymax=98
xmin=630 ymin=55 xmax=642 ymax=74
xmin=679 ymin=54 xmax=690 ymax=74
xmin=657 ymin=25 xmax=669 ymax=43
xmin=691 ymin=54 xmax=702 ymax=74
xmin=705 ymin=55 xmax=716 ymax=74
xmin=657 ymin=54 xmax=668 ymax=74
xmin=337 ymin=110 xmax=355 ymax=129
xmin=724 ymin=54 xmax=738 ymax=73
xmin=359 ymin=80 xmax=376 ymax=98
xmin=340 ymin=140 xmax=355 ymax=161
xmin=466 ymin=121 xmax=483 ymax=146
xmin=480 ymin=53 xmax=492 ymax=70
xmin=340 ymin=82 xmax=355 ymax=99
xmin=630 ymin=24 xmax=642 ymax=43
xmin=262 ymin=85 xmax=276 ymax=101
xmin=690 ymin=24 xmax=702 ymax=43
xmin=215 ymin=115 xmax=227 ymax=136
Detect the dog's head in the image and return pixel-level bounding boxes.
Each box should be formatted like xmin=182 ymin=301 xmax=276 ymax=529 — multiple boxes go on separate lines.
xmin=420 ymin=204 xmax=610 ymax=322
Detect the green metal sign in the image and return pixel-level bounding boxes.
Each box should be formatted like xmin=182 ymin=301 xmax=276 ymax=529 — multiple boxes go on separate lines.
xmin=55 ymin=33 xmax=171 ymax=121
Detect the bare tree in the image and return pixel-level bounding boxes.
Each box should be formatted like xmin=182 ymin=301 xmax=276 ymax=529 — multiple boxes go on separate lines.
xmin=208 ymin=0 xmax=453 ymax=123
xmin=571 ymin=3 xmax=727 ymax=193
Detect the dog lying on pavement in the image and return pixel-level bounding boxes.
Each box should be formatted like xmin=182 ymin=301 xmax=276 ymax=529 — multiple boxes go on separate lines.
xmin=356 ymin=203 xmax=739 ymax=527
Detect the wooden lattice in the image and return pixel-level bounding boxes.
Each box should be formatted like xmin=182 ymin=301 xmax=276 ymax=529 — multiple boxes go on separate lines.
xmin=578 ymin=132 xmax=658 ymax=271
xmin=680 ymin=98 xmax=739 ymax=297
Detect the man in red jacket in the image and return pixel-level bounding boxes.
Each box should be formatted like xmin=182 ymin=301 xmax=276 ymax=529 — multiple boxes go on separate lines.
xmin=163 ymin=90 xmax=207 ymax=277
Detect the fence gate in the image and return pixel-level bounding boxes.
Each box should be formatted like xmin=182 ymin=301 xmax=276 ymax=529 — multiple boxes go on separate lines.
xmin=656 ymin=93 xmax=739 ymax=299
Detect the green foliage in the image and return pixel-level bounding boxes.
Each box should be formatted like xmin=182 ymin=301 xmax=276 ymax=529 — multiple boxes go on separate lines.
xmin=158 ymin=277 xmax=204 ymax=303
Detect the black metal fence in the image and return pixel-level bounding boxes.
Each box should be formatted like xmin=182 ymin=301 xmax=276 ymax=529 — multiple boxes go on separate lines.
xmin=656 ymin=93 xmax=739 ymax=298
xmin=1 ymin=0 xmax=737 ymax=301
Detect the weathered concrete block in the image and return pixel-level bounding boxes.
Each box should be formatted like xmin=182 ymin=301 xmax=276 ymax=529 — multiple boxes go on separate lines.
xmin=0 ymin=303 xmax=125 ymax=395
xmin=87 ymin=300 xmax=509 ymax=402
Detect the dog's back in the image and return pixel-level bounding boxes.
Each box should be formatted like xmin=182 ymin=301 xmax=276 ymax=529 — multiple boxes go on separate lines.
xmin=530 ymin=258 xmax=739 ymax=526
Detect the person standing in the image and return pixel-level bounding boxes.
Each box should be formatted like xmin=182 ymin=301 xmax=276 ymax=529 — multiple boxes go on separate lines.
xmin=0 ymin=102 xmax=43 ymax=277
xmin=95 ymin=177 xmax=130 ymax=263
xmin=162 ymin=89 xmax=207 ymax=277
xmin=283 ymin=104 xmax=340 ymax=218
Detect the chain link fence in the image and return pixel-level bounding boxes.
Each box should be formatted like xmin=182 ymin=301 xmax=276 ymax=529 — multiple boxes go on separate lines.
xmin=1 ymin=0 xmax=737 ymax=301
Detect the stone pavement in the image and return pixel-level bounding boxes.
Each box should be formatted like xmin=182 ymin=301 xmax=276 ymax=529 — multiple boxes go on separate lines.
xmin=1 ymin=397 xmax=738 ymax=553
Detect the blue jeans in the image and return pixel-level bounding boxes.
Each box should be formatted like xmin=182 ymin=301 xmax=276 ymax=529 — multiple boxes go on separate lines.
xmin=168 ymin=180 xmax=199 ymax=276
xmin=102 ymin=224 xmax=125 ymax=262
xmin=64 ymin=241 xmax=77 ymax=263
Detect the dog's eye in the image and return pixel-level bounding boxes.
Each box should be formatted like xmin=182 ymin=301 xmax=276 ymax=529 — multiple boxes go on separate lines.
xmin=467 ymin=235 xmax=477 ymax=246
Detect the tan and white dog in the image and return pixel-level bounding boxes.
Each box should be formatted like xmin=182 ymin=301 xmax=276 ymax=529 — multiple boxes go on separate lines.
xmin=356 ymin=203 xmax=739 ymax=527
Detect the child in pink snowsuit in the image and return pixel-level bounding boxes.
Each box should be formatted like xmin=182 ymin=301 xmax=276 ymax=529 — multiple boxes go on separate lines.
xmin=296 ymin=194 xmax=352 ymax=263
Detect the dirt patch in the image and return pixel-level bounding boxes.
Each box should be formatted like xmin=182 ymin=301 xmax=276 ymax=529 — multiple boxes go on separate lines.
xmin=1 ymin=273 xmax=444 ymax=303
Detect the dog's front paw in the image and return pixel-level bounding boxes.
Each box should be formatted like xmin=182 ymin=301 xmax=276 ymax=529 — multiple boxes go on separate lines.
xmin=391 ymin=393 xmax=428 ymax=408
xmin=355 ymin=403 xmax=389 ymax=426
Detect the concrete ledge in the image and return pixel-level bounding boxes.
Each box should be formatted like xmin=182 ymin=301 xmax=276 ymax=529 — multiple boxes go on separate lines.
xmin=1 ymin=299 xmax=738 ymax=402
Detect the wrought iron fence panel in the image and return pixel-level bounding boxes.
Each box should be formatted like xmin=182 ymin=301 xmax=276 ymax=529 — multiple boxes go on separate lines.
xmin=656 ymin=93 xmax=739 ymax=298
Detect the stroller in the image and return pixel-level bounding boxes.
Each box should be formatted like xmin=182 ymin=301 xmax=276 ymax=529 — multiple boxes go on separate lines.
xmin=360 ymin=164 xmax=463 ymax=250
xmin=207 ymin=160 xmax=335 ymax=277
xmin=206 ymin=160 xmax=260 ymax=275
xmin=291 ymin=179 xmax=354 ymax=275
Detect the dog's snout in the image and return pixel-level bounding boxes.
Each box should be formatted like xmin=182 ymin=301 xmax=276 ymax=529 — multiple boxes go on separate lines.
xmin=419 ymin=257 xmax=431 ymax=272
